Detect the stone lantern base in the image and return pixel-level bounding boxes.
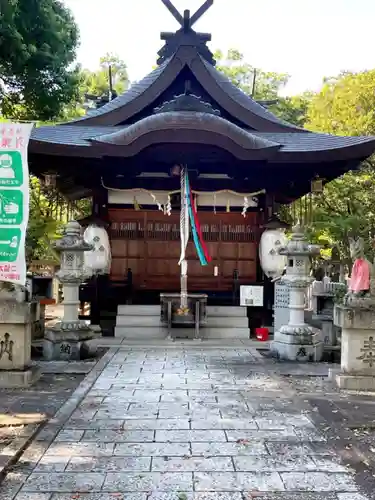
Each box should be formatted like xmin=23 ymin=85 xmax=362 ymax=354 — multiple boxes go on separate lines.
xmin=44 ymin=321 xmax=101 ymax=361
xmin=0 ymin=301 xmax=41 ymax=388
xmin=334 ymin=304 xmax=375 ymax=391
xmin=271 ymin=324 xmax=324 ymax=362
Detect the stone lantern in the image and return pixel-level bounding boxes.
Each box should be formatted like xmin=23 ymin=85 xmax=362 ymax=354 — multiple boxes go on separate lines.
xmin=44 ymin=221 xmax=100 ymax=360
xmin=271 ymin=223 xmax=323 ymax=361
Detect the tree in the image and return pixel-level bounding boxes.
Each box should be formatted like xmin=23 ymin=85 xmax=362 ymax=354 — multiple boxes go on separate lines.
xmin=27 ymin=176 xmax=92 ymax=263
xmin=214 ymin=49 xmax=309 ymax=126
xmin=80 ymin=53 xmax=129 ymax=100
xmin=305 ymin=164 xmax=375 ymax=266
xmin=286 ymin=70 xmax=375 ymax=265
xmin=62 ymin=54 xmax=130 ymax=118
xmin=214 ymin=49 xmax=289 ymax=100
xmin=0 ymin=0 xmax=80 ymax=121
xmin=306 ymin=70 xmax=375 ymax=135
xmin=273 ymin=93 xmax=313 ymax=128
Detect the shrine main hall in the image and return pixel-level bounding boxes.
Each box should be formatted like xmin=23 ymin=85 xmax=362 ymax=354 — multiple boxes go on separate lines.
xmin=28 ymin=0 xmax=375 ymax=335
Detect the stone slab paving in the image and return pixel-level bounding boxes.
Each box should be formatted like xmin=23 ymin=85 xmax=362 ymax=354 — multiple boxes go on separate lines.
xmin=0 ymin=373 xmax=86 ymax=482
xmin=0 ymin=346 xmax=371 ymax=499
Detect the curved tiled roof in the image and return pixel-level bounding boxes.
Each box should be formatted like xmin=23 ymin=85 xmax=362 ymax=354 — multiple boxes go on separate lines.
xmin=92 ymin=112 xmax=280 ymax=150
xmin=252 ymin=132 xmax=375 ymax=152
xmin=68 ymin=57 xmax=173 ymax=125
xmin=199 ymin=57 xmax=303 ymax=132
xmin=31 ymin=124 xmax=375 ymax=158
xmin=31 ymin=125 xmax=119 ymax=146
xmin=66 ymin=46 xmax=303 ymax=131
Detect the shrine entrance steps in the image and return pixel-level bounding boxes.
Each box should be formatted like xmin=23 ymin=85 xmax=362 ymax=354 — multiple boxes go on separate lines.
xmin=114 ymin=305 xmax=249 ymax=340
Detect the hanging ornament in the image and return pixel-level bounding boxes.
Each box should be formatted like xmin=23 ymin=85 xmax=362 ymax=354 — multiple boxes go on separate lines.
xmin=226 ymin=198 xmax=230 ymax=213
xmin=242 ymin=196 xmax=249 ymax=218
xmin=166 ymin=194 xmax=172 ymax=216
xmin=213 ymin=193 xmax=217 ymax=215
xmin=133 ymin=196 xmax=140 ymax=211
xmin=150 ymin=192 xmax=164 ymax=213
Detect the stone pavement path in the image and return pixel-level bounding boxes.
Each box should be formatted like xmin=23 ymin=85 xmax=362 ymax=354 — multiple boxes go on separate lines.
xmin=1 ymin=346 xmax=370 ymax=499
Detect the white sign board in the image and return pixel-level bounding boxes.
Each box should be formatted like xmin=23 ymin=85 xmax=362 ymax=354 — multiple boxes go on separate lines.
xmin=0 ymin=122 xmax=34 ymax=285
xmin=240 ymin=285 xmax=264 ymax=307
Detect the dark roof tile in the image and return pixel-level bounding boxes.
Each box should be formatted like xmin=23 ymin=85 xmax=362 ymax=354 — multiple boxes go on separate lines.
xmin=31 ymin=125 xmax=119 ymax=146
xmin=253 ymin=132 xmax=375 ymax=152
xmin=201 ymin=57 xmax=302 ymax=131
xmin=70 ymin=58 xmax=171 ymax=123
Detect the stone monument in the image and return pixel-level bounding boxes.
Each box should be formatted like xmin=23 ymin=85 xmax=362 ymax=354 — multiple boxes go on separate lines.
xmin=271 ymin=223 xmax=323 ymax=361
xmin=334 ymin=237 xmax=375 ymax=390
xmin=44 ymin=221 xmax=100 ymax=360
xmin=0 ymin=284 xmax=41 ymax=387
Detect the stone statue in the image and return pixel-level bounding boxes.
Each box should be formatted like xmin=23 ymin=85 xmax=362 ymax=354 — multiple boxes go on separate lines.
xmin=344 ymin=237 xmax=374 ymax=307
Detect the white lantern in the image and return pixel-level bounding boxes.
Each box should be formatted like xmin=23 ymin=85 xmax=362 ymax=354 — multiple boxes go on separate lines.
xmin=259 ymin=228 xmax=288 ymax=280
xmin=83 ymin=225 xmax=111 ymax=275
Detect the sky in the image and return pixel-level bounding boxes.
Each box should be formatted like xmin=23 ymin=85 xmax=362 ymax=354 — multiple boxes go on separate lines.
xmin=63 ymin=0 xmax=375 ymax=96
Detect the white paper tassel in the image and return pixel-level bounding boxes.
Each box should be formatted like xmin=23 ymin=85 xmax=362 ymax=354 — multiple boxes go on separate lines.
xmin=242 ymin=196 xmax=249 ymax=218
xmin=150 ymin=192 xmax=164 ymax=213
xmin=166 ymin=194 xmax=172 ymax=216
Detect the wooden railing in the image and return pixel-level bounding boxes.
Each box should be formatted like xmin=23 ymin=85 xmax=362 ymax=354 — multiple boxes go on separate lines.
xmin=110 ymin=219 xmax=260 ymax=243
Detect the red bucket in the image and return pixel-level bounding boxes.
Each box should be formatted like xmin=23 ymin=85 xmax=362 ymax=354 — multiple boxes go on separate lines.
xmin=255 ymin=327 xmax=269 ymax=341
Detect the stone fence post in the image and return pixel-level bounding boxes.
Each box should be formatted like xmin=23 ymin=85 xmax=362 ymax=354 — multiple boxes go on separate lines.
xmin=334 ymin=304 xmax=375 ymax=390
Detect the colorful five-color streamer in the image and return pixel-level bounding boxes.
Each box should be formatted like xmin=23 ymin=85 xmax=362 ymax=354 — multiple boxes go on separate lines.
xmin=184 ymin=170 xmax=212 ymax=266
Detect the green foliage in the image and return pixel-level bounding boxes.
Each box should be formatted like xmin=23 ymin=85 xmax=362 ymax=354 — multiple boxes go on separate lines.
xmin=299 ymin=70 xmax=375 ymax=266
xmin=214 ymin=48 xmax=309 ymax=127
xmin=60 ymin=53 xmax=129 ymax=119
xmin=27 ymin=177 xmax=61 ymax=262
xmin=306 ymin=70 xmax=375 ymax=135
xmin=0 ymin=0 xmax=80 ymax=121
xmin=80 ymin=53 xmax=129 ymax=99
xmin=214 ymin=49 xmax=289 ymax=100
xmin=271 ymin=93 xmax=313 ymax=128
xmin=306 ymin=164 xmax=375 ymax=266
xmin=27 ymin=176 xmax=91 ymax=262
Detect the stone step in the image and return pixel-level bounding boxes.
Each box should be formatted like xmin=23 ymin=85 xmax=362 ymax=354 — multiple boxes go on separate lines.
xmin=114 ymin=326 xmax=167 ymax=339
xmin=116 ymin=315 xmax=161 ymax=327
xmin=117 ymin=305 xmax=160 ymax=316
xmin=206 ymin=316 xmax=248 ymax=328
xmin=206 ymin=306 xmax=247 ymax=317
xmin=114 ymin=325 xmax=250 ymax=340
xmin=203 ymin=327 xmax=249 ymax=339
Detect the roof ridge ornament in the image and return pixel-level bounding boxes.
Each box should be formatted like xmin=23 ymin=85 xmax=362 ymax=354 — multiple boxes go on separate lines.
xmin=154 ymin=82 xmax=220 ymax=115
xmin=158 ymin=0 xmax=215 ymax=66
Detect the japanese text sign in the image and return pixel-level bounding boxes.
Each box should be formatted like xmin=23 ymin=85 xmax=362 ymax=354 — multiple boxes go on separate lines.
xmin=0 ymin=123 xmax=34 ymax=285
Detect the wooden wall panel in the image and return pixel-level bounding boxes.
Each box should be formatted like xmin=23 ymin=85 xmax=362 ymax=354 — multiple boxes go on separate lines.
xmin=109 ymin=209 xmax=260 ymax=291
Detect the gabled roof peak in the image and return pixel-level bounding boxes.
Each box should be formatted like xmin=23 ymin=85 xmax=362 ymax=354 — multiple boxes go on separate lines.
xmin=158 ymin=0 xmax=215 ymax=65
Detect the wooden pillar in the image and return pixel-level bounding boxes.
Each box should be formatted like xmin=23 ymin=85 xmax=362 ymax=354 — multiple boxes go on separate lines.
xmin=90 ymin=187 xmax=109 ymax=327
xmin=259 ymin=192 xmax=275 ymax=327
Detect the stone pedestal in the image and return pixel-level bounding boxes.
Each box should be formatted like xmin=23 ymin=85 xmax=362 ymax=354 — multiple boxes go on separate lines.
xmin=334 ymin=304 xmax=375 ymax=390
xmin=272 ymin=324 xmax=323 ymax=361
xmin=0 ymin=301 xmax=41 ymax=387
xmin=44 ymin=322 xmax=100 ymax=361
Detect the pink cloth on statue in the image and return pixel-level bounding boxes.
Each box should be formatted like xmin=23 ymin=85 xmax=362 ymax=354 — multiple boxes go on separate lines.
xmin=350 ymin=258 xmax=370 ymax=292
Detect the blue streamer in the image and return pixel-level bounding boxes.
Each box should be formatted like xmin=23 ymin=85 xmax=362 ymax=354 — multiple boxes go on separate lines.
xmin=185 ymin=171 xmax=207 ymax=266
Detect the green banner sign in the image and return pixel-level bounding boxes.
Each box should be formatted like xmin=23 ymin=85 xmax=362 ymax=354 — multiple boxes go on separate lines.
xmin=0 ymin=123 xmax=33 ymax=284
